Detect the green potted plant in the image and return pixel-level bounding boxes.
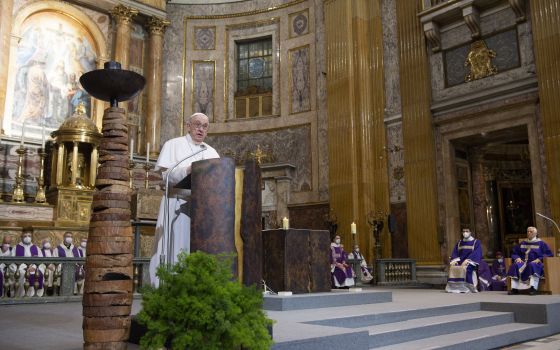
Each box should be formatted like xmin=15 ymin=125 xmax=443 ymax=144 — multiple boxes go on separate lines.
xmin=138 ymin=251 xmax=273 ymax=349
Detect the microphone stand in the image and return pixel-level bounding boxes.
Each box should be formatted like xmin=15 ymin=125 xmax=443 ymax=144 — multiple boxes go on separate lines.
xmin=536 ymin=212 xmax=560 ymax=235
xmin=162 ymin=146 xmax=206 ymax=270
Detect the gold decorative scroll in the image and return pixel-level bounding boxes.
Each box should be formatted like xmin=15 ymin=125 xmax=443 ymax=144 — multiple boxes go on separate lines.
xmin=464 ymin=40 xmax=497 ymax=82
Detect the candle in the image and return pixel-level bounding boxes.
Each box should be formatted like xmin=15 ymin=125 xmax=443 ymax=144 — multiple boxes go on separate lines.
xmin=146 ymin=142 xmax=150 ymax=163
xmin=351 ymin=222 xmax=357 ymax=234
xmin=41 ymin=125 xmax=45 ymax=149
xmin=130 ymin=139 xmax=134 ymax=160
xmin=282 ymin=217 xmax=289 ymax=230
xmin=20 ymin=122 xmax=25 ymax=146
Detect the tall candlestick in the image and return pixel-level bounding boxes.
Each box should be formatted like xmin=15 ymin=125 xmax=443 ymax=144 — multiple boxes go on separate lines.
xmin=146 ymin=142 xmax=150 ymax=163
xmin=130 ymin=139 xmax=134 ymax=160
xmin=351 ymin=222 xmax=357 ymax=234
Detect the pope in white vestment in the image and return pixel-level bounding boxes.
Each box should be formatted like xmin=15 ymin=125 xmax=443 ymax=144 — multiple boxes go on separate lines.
xmin=149 ymin=113 xmax=219 ymax=287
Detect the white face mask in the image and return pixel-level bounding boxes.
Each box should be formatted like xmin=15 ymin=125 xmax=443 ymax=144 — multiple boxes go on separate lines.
xmin=462 ymin=231 xmax=471 ymax=239
xmin=355 ymin=248 xmax=360 ymax=253
xmin=23 ymin=237 xmax=32 ymax=244
xmin=80 ymin=242 xmax=87 ymax=248
xmin=65 ymin=237 xmax=73 ymax=245
xmin=335 ymin=239 xmax=341 ymax=244
xmin=43 ymin=242 xmax=51 ymax=249
xmin=498 ymin=258 xmax=503 ymax=263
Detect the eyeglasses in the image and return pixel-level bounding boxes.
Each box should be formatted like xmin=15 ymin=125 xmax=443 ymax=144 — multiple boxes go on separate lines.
xmin=190 ymin=122 xmax=209 ymax=131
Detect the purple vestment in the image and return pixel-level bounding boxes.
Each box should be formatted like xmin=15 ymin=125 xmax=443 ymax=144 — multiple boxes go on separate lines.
xmin=477 ymin=260 xmax=492 ymax=291
xmin=15 ymin=244 xmax=40 ymax=257
xmin=490 ymin=259 xmax=507 ymax=291
xmin=330 ymin=244 xmax=353 ymax=287
xmin=507 ymin=239 xmax=553 ymax=283
xmin=56 ymin=245 xmax=80 ymax=257
xmin=446 ymin=239 xmax=482 ymax=292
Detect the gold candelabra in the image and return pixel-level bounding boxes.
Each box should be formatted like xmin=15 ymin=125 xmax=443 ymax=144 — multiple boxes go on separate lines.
xmin=35 ymin=148 xmax=47 ymax=204
xmin=143 ymin=163 xmax=152 ymax=189
xmin=129 ymin=160 xmax=135 ymax=189
xmin=12 ymin=145 xmax=27 ymax=203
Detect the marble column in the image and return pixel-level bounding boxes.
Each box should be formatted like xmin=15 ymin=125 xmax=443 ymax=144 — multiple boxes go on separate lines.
xmin=530 ymin=0 xmax=560 ymax=239
xmin=110 ymin=4 xmax=138 ymax=69
xmin=325 ymin=0 xmax=390 ymax=262
xmin=144 ymin=16 xmax=169 ymax=158
xmin=396 ymin=1 xmax=440 ymax=264
xmin=0 ymin=0 xmax=14 ymax=133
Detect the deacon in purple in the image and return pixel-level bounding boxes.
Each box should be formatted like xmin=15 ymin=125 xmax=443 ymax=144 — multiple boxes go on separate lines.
xmin=12 ymin=227 xmax=45 ymax=297
xmin=445 ymin=228 xmax=482 ymax=293
xmin=330 ymin=235 xmax=354 ymax=288
xmin=490 ymin=251 xmax=507 ymax=291
xmin=507 ymin=226 xmax=553 ymax=295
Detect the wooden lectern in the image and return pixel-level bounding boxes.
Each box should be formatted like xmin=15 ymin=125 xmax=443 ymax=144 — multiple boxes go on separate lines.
xmin=185 ymin=158 xmax=263 ymax=287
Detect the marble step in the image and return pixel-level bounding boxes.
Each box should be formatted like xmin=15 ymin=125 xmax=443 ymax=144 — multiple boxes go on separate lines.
xmin=367 ymin=310 xmax=514 ymax=348
xmin=306 ymin=302 xmax=481 ymax=328
xmin=373 ymin=322 xmax=550 ymax=350
xmin=264 ymin=290 xmax=393 ymax=311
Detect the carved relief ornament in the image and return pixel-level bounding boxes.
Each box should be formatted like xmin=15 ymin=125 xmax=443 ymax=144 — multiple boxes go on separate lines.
xmin=464 ymin=40 xmax=497 ymax=82
xmin=110 ymin=4 xmax=139 ymax=25
xmin=147 ymin=16 xmax=170 ymax=35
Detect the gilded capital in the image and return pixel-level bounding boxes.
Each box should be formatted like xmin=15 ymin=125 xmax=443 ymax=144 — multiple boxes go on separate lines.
xmin=110 ymin=4 xmax=139 ymax=25
xmin=147 ymin=16 xmax=170 ymax=35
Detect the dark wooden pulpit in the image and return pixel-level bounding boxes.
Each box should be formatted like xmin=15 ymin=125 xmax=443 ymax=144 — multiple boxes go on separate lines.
xmin=262 ymin=229 xmax=331 ymax=294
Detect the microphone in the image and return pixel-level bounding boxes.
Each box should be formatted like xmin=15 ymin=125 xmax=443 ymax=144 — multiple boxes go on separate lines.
xmin=161 ymin=144 xmax=207 ymax=268
xmin=536 ymin=212 xmax=560 ymax=235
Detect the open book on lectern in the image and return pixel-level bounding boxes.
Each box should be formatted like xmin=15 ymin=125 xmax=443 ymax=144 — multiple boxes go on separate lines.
xmin=175 ymin=174 xmax=191 ymax=189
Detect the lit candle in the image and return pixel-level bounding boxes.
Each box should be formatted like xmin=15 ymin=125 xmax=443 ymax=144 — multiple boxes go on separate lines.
xmin=41 ymin=125 xmax=45 ymax=149
xmin=282 ymin=217 xmax=289 ymax=230
xmin=146 ymin=142 xmax=150 ymax=163
xmin=351 ymin=222 xmax=357 ymax=234
xmin=130 ymin=139 xmax=134 ymax=160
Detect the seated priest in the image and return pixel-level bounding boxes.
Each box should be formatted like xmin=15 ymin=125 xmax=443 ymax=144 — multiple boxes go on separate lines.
xmin=445 ymin=228 xmax=482 ymax=293
xmin=12 ymin=227 xmax=45 ymax=297
xmin=1 ymin=236 xmax=13 ymax=256
xmin=490 ymin=251 xmax=507 ymax=291
xmin=477 ymin=259 xmax=492 ymax=291
xmin=507 ymin=226 xmax=553 ymax=295
xmin=330 ymin=235 xmax=354 ymax=288
xmin=348 ymin=244 xmax=373 ymax=283
xmin=149 ymin=112 xmax=220 ymax=287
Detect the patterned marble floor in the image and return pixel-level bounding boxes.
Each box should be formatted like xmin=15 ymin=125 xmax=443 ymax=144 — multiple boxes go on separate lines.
xmin=501 ymin=333 xmax=560 ymax=350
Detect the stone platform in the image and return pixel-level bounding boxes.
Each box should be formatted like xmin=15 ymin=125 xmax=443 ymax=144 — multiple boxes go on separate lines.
xmin=263 ymin=289 xmax=392 ymax=311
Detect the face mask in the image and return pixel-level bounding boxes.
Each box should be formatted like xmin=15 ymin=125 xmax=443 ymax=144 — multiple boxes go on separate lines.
xmin=43 ymin=243 xmax=51 ymax=249
xmin=355 ymin=249 xmax=360 ymax=253
xmin=498 ymin=258 xmax=503 ymax=263
xmin=23 ymin=237 xmax=31 ymax=244
xmin=80 ymin=242 xmax=87 ymax=248
xmin=335 ymin=239 xmax=341 ymax=244
xmin=2 ymin=244 xmax=9 ymax=251
xmin=462 ymin=231 xmax=471 ymax=239
xmin=65 ymin=237 xmax=73 ymax=245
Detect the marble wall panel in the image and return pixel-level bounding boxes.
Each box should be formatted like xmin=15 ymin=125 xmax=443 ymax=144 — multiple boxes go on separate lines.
xmin=205 ymin=125 xmax=312 ymax=192
xmin=289 ymin=9 xmax=309 ymax=38
xmin=382 ymin=0 xmax=401 ymax=116
xmin=386 ymin=123 xmax=405 ymax=203
xmin=444 ymin=29 xmax=520 ymax=87
xmin=194 ymin=26 xmax=215 ymax=50
xmin=192 ymin=61 xmax=215 ymax=121
xmin=289 ymin=45 xmax=311 ymax=114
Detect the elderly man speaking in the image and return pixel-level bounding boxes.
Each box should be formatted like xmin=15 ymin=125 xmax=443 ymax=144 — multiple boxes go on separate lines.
xmin=149 ymin=113 xmax=220 ymax=287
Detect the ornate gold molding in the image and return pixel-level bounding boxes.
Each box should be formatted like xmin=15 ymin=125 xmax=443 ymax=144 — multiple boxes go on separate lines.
xmin=464 ymin=40 xmax=497 ymax=82
xmin=110 ymin=4 xmax=139 ymax=24
xmin=147 ymin=16 xmax=170 ymax=35
xmin=184 ymin=0 xmax=306 ymax=20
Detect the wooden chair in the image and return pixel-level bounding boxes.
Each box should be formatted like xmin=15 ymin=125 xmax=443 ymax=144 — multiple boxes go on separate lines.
xmin=504 ymin=236 xmax=560 ymax=294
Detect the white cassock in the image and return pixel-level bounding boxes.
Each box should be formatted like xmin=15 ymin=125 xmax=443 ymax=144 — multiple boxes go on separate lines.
xmin=149 ymin=134 xmax=220 ymax=287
